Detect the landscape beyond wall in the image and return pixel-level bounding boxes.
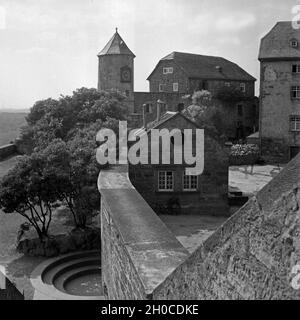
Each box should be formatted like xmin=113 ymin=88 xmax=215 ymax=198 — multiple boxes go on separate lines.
xmin=98 ymin=155 xmax=300 ymax=300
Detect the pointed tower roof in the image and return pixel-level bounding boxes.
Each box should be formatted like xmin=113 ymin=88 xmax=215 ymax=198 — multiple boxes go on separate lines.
xmin=98 ymin=28 xmax=135 ymax=57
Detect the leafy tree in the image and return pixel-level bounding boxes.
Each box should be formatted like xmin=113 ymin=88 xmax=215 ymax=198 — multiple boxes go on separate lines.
xmin=0 ymin=155 xmax=61 ymax=240
xmin=19 ymin=88 xmax=127 ymax=152
xmin=184 ymin=90 xmax=229 ymax=141
xmin=9 ymin=87 xmax=126 ymax=235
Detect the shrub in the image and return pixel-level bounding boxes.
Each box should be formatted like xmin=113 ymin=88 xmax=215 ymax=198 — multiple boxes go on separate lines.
xmin=231 ymin=144 xmax=260 ymax=157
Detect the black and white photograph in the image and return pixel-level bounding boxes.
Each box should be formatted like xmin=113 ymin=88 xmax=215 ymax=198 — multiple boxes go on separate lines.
xmin=0 ymin=0 xmax=300 ymax=310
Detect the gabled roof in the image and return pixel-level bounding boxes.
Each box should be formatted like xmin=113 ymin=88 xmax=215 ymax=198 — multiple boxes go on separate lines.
xmin=133 ymin=111 xmax=199 ymax=139
xmin=259 ymin=21 xmax=300 ymax=60
xmin=147 ymin=51 xmax=256 ymax=81
xmin=98 ymin=29 xmax=135 ymax=57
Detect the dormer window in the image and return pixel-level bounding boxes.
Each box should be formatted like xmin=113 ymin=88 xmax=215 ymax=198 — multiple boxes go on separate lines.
xmin=290 ymin=39 xmax=298 ymax=48
xmin=163 ymin=67 xmax=173 ymax=74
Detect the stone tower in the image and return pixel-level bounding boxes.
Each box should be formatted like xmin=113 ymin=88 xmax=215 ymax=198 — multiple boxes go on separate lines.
xmin=98 ymin=29 xmax=135 ymax=113
xmin=259 ymin=21 xmax=300 ymax=163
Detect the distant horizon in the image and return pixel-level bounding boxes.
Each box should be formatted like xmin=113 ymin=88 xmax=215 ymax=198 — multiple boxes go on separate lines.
xmin=0 ymin=0 xmax=298 ymax=109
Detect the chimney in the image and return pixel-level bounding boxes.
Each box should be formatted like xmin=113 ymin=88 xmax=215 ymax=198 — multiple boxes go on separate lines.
xmin=157 ymin=99 xmax=164 ymax=122
xmin=142 ymin=104 xmax=147 ymax=128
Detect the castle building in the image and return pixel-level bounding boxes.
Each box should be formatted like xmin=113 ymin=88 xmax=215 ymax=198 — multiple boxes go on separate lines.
xmin=259 ymin=21 xmax=300 ymax=163
xmin=98 ymin=30 xmax=257 ymax=139
xmin=137 ymin=52 xmax=258 ymax=139
xmin=97 ymin=28 xmax=135 ymax=114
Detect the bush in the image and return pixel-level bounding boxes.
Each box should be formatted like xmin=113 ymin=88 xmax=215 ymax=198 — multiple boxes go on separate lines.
xmin=231 ymin=144 xmax=260 ymax=157
xmin=230 ymin=144 xmax=260 ymax=165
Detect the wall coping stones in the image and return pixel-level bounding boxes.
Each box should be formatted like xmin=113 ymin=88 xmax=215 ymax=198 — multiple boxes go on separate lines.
xmin=98 ymin=165 xmax=189 ymax=296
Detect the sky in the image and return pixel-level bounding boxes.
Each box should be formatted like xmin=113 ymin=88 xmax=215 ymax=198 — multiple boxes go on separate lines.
xmin=0 ymin=0 xmax=298 ymax=109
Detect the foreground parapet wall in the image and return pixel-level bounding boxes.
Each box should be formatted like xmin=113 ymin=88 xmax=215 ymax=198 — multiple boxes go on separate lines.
xmin=98 ymin=154 xmax=300 ymax=300
xmin=98 ymin=165 xmax=189 ymax=299
xmin=0 ymin=144 xmax=17 ymax=161
xmin=154 ymin=153 xmax=300 ymax=300
xmin=0 ymin=271 xmax=24 ymax=300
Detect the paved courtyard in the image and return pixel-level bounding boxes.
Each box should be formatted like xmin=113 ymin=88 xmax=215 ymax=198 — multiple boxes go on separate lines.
xmin=162 ymin=164 xmax=284 ymax=253
xmin=229 ymin=164 xmax=284 ymax=197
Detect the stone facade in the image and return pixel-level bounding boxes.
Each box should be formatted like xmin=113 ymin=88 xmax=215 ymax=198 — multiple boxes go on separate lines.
xmin=259 ymin=22 xmax=300 ymax=163
xmin=98 ymin=153 xmax=300 ymax=300
xmin=128 ymin=112 xmax=229 ymax=216
xmin=144 ymin=52 xmax=257 ymax=139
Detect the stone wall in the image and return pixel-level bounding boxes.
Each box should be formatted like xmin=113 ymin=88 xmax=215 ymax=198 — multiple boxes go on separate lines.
xmin=153 ymin=153 xmax=300 ymax=299
xmin=98 ymin=54 xmax=134 ymax=114
xmin=98 ymin=166 xmax=189 ymax=300
xmin=0 ymin=271 xmax=24 ymax=300
xmin=98 ymin=153 xmax=300 ymax=300
xmin=0 ymin=144 xmax=17 ymax=160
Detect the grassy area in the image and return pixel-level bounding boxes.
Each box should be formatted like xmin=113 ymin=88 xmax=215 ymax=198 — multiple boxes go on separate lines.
xmin=0 ymin=112 xmax=27 ymax=146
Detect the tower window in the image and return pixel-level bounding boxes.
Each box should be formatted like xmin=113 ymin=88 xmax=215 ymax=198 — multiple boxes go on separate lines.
xmin=173 ymin=83 xmax=179 ymax=92
xmin=290 ymin=115 xmax=300 ymax=131
xmin=292 ymin=65 xmax=300 ymax=73
xmin=158 ymin=171 xmax=174 ymax=191
xmin=291 ymin=86 xmax=300 ymax=99
xmin=240 ymin=83 xmax=246 ymax=93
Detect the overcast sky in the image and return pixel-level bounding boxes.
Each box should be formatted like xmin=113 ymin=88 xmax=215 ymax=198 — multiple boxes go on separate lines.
xmin=0 ymin=0 xmax=298 ymax=109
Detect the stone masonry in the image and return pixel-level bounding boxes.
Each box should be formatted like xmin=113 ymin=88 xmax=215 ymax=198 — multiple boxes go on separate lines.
xmin=98 ymin=153 xmax=300 ymax=300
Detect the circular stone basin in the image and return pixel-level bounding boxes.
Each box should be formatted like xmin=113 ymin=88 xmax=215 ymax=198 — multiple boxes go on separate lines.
xmin=63 ymin=270 xmax=102 ymax=296
xmin=31 ymin=250 xmax=104 ymax=300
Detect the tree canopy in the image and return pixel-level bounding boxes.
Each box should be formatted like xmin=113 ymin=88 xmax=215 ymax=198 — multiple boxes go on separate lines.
xmin=1 ymin=87 xmax=127 ymax=239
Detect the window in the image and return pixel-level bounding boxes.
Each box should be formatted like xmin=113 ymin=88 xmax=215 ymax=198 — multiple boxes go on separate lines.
xmin=237 ymin=104 xmax=243 ymax=117
xmin=240 ymin=83 xmax=246 ymax=93
xmin=163 ymin=67 xmax=173 ymax=74
xmin=225 ymin=82 xmax=231 ymax=87
xmin=183 ymin=172 xmax=198 ymax=191
xmin=144 ymin=103 xmax=151 ymax=113
xmin=158 ymin=171 xmax=174 ymax=191
xmin=173 ymin=83 xmax=179 ymax=92
xmin=291 ymin=86 xmax=300 ymax=99
xmin=292 ymin=65 xmax=300 ymax=74
xmin=291 ymin=40 xmax=298 ymax=48
xmin=159 ymin=84 xmax=165 ymax=92
xmin=290 ymin=116 xmax=300 ymax=131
